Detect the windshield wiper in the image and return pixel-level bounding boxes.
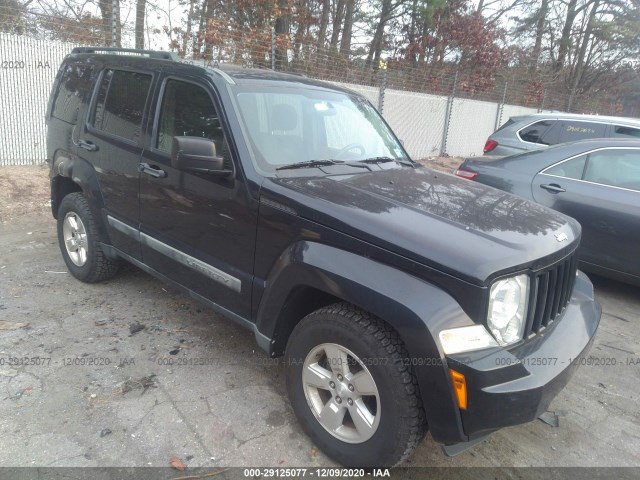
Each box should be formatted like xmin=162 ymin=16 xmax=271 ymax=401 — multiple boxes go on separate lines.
xmin=360 ymin=156 xmax=415 ymax=167
xmin=360 ymin=156 xmax=395 ymax=164
xmin=276 ymin=160 xmax=341 ymax=171
xmin=276 ymin=159 xmax=371 ymax=171
xmin=275 ymin=157 xmax=414 ymax=172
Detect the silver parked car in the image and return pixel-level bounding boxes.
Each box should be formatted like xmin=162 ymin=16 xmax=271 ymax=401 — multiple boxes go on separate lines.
xmin=483 ymin=112 xmax=640 ymax=156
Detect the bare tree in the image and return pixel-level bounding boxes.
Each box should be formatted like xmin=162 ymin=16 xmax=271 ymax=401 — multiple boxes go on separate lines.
xmin=330 ymin=0 xmax=346 ymax=48
xmin=365 ymin=0 xmax=408 ymax=69
xmin=555 ymin=0 xmax=580 ymax=71
xmin=568 ymin=0 xmax=600 ymax=108
xmin=339 ymin=0 xmax=355 ymax=55
xmin=317 ymin=0 xmax=330 ymax=49
xmin=529 ymin=0 xmax=548 ymax=72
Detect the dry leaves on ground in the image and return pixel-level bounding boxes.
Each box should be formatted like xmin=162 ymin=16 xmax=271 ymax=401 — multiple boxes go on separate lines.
xmin=170 ymin=455 xmax=187 ymax=471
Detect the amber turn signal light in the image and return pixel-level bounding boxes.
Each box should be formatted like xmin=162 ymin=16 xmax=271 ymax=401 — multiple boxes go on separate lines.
xmin=449 ymin=369 xmax=467 ymax=410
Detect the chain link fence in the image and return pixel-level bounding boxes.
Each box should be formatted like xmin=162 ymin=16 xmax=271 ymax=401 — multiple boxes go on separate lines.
xmin=0 ymin=3 xmax=632 ymax=166
xmin=0 ymin=34 xmax=80 ymax=165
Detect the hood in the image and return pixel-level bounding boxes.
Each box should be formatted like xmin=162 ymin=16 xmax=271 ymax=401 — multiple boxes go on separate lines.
xmin=268 ymin=167 xmax=580 ymax=284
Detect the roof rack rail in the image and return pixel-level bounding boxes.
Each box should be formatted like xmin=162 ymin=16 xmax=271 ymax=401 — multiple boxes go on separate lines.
xmin=70 ymin=47 xmax=181 ymax=61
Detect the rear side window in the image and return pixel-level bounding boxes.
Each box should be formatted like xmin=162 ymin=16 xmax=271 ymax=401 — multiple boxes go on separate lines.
xmin=558 ymin=121 xmax=606 ymax=143
xmin=92 ymin=69 xmax=152 ymax=142
xmin=544 ymin=155 xmax=587 ymax=180
xmin=584 ymin=149 xmax=640 ymax=191
xmin=518 ymin=120 xmax=557 ymax=145
xmin=52 ymin=63 xmax=94 ymax=124
xmin=612 ymin=125 xmax=640 ymax=139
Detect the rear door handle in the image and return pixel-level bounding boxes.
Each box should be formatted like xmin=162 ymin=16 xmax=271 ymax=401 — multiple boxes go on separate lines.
xmin=540 ymin=183 xmax=566 ymax=194
xmin=78 ymin=139 xmax=97 ymax=151
xmin=138 ymin=162 xmax=167 ymax=179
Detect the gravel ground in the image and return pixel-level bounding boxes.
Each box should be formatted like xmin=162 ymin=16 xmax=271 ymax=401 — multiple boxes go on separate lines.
xmin=0 ymin=164 xmax=639 ymax=471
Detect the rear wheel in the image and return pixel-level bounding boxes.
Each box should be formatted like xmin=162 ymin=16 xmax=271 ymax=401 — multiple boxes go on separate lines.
xmin=285 ymin=302 xmax=427 ymax=467
xmin=57 ymin=193 xmax=120 ymax=283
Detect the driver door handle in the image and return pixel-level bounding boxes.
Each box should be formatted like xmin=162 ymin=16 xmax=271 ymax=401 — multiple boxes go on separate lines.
xmin=540 ymin=183 xmax=566 ymax=194
xmin=78 ymin=139 xmax=97 ymax=151
xmin=138 ymin=162 xmax=167 ymax=179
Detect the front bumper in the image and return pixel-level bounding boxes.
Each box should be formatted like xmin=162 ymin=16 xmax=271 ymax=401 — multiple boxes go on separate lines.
xmin=446 ymin=270 xmax=600 ymax=440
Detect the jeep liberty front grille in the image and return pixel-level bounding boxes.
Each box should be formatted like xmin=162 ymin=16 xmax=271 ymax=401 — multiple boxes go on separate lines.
xmin=525 ymin=252 xmax=578 ymax=338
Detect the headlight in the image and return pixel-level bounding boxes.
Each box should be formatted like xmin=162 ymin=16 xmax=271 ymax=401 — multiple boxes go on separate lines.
xmin=488 ymin=274 xmax=529 ymax=346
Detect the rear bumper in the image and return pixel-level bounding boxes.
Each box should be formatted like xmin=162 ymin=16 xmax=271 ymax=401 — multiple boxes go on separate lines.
xmin=444 ymin=270 xmax=600 ymax=441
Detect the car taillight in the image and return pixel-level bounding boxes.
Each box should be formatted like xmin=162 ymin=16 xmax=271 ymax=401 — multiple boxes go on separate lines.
xmin=483 ymin=139 xmax=498 ymax=153
xmin=454 ymin=169 xmax=478 ymax=180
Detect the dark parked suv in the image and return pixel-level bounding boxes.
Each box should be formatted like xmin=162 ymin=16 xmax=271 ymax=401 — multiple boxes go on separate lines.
xmin=47 ymin=47 xmax=601 ymax=467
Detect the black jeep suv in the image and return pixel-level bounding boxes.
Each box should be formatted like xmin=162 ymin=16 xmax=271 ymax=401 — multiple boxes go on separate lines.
xmin=46 ymin=47 xmax=601 ymax=467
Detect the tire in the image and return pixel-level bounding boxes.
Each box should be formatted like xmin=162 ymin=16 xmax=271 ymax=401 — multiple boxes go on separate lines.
xmin=57 ymin=192 xmax=120 ymax=283
xmin=285 ymin=302 xmax=427 ymax=467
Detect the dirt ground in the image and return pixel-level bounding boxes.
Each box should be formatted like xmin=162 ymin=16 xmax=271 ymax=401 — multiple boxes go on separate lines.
xmin=417 ymin=155 xmax=464 ymax=174
xmin=0 ymin=164 xmax=51 ymax=222
xmin=0 ymin=164 xmax=639 ymax=471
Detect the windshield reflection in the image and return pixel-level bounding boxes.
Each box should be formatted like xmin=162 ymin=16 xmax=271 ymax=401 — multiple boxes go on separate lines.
xmin=233 ymin=86 xmax=406 ymax=175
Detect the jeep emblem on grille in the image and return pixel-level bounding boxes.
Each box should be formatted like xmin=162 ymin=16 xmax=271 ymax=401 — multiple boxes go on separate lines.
xmin=555 ymin=233 xmax=568 ymax=242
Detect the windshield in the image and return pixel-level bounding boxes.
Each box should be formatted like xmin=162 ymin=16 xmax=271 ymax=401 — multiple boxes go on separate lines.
xmin=232 ymin=85 xmax=408 ymax=175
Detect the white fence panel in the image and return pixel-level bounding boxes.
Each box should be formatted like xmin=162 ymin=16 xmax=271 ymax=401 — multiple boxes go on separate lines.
xmin=446 ymin=97 xmax=499 ymax=157
xmin=0 ymin=34 xmax=76 ymax=165
xmin=383 ymin=89 xmax=448 ymax=159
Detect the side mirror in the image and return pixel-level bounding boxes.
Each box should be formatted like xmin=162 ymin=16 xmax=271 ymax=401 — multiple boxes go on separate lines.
xmin=171 ymin=136 xmax=232 ymax=176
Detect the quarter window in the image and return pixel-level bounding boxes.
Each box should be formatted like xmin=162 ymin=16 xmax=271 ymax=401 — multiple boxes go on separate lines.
xmin=92 ymin=69 xmax=152 ymax=142
xmin=52 ymin=64 xmax=94 ymax=124
xmin=612 ymin=126 xmax=640 ymax=139
xmin=545 ymin=155 xmax=586 ymax=180
xmin=518 ymin=120 xmax=557 ymax=145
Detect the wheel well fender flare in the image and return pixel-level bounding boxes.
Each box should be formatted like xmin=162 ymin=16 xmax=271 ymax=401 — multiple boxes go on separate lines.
xmin=255 ymin=241 xmax=471 ymax=442
xmin=51 ymin=152 xmax=109 ymax=240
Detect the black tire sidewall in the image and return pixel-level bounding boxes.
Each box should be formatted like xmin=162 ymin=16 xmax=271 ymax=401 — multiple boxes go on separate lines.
xmin=285 ymin=312 xmax=413 ymax=468
xmin=57 ymin=194 xmax=101 ymax=282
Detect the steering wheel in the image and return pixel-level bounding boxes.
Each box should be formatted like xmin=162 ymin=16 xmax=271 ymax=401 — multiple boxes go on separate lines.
xmin=334 ymin=143 xmax=366 ymax=160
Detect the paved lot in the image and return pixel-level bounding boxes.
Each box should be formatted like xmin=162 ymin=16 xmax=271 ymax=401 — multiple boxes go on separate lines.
xmin=0 ymin=166 xmax=639 ymax=470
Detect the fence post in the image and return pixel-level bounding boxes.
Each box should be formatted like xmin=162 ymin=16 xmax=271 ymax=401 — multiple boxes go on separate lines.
xmin=495 ymin=81 xmax=508 ymax=131
xmin=271 ymin=27 xmax=276 ymax=71
xmin=111 ymin=0 xmax=117 ymax=47
xmin=440 ymin=70 xmax=458 ymax=156
xmin=539 ymin=88 xmax=546 ymax=113
xmin=567 ymin=91 xmax=574 ymax=113
xmin=377 ymin=62 xmax=388 ymax=114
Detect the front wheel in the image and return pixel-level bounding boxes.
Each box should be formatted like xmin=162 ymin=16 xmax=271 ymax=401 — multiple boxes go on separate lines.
xmin=285 ymin=303 xmax=427 ymax=467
